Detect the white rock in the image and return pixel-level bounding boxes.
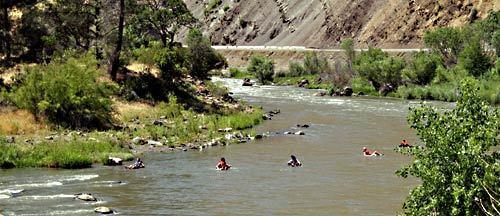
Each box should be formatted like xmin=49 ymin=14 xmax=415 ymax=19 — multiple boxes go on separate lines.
xmin=147 ymin=140 xmax=163 ymax=146
xmin=294 ymin=131 xmax=305 ymax=135
xmin=75 ymin=193 xmax=97 ymax=201
xmin=107 ymin=157 xmax=123 ymax=166
xmin=94 ymin=206 xmax=113 ymax=214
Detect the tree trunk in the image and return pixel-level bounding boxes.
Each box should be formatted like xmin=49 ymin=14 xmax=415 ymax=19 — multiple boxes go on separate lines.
xmin=108 ymin=0 xmax=125 ymax=81
xmin=169 ymin=31 xmax=175 ymax=48
xmin=94 ymin=0 xmax=103 ymax=62
xmin=160 ymin=33 xmax=167 ymax=48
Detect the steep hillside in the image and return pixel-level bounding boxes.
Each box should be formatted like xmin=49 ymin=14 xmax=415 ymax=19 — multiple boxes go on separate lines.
xmin=184 ymin=0 xmax=498 ymax=48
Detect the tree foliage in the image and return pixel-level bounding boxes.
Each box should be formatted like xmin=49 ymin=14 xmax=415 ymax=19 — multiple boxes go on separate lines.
xmin=458 ymin=37 xmax=492 ymax=78
xmin=341 ymin=38 xmax=355 ymax=71
xmin=247 ymin=55 xmax=274 ymax=84
xmin=403 ymin=52 xmax=442 ymax=85
xmin=424 ymin=27 xmax=465 ymax=67
xmin=12 ymin=55 xmax=114 ymax=129
xmin=131 ymin=0 xmax=196 ymax=48
xmin=397 ymin=78 xmax=499 ymax=215
xmin=186 ymin=28 xmax=226 ymax=79
xmin=354 ymin=47 xmax=405 ymax=91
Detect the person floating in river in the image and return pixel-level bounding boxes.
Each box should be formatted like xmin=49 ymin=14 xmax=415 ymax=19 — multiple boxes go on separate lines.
xmin=126 ymin=158 xmax=145 ymax=169
xmin=362 ymin=147 xmax=382 ymax=156
xmin=287 ymin=155 xmax=302 ymax=167
xmin=216 ymin=157 xmax=231 ymax=170
xmin=398 ymin=139 xmax=413 ymax=148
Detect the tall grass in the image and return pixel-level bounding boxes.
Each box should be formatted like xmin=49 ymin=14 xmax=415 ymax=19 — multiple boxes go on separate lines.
xmin=0 ymin=139 xmax=131 ymax=169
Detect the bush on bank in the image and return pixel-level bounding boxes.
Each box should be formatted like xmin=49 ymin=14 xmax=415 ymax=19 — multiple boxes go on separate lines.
xmin=10 ymin=55 xmax=115 ymax=129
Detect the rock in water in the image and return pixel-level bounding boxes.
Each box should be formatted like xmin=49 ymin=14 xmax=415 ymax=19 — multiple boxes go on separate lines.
xmin=242 ymin=78 xmax=253 ymax=86
xmin=294 ymin=131 xmax=305 ymax=135
xmin=342 ymin=86 xmax=353 ymax=96
xmin=75 ymin=193 xmax=97 ymax=201
xmin=106 ymin=157 xmax=123 ymax=166
xmin=94 ymin=206 xmax=113 ymax=214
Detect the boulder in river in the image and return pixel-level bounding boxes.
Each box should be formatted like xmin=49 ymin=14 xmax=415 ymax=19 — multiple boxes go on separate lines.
xmin=298 ymin=79 xmax=309 ymax=88
xmin=75 ymin=193 xmax=97 ymax=202
xmin=294 ymin=131 xmax=305 ymax=135
xmin=284 ymin=131 xmax=292 ymax=135
xmin=296 ymin=124 xmax=310 ymax=128
xmin=106 ymin=157 xmax=123 ymax=166
xmin=262 ymin=114 xmax=272 ymax=120
xmin=342 ymin=87 xmax=353 ymax=97
xmin=94 ymin=206 xmax=113 ymax=214
xmin=242 ymin=78 xmax=253 ymax=86
xmin=314 ymin=92 xmax=326 ymax=97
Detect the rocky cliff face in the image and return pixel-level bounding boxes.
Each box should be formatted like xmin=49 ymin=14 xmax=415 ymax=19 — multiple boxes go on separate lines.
xmin=184 ymin=0 xmax=498 ymax=48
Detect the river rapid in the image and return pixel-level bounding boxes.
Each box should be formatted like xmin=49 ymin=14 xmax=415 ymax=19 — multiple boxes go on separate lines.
xmin=1 ymin=78 xmax=441 ymax=215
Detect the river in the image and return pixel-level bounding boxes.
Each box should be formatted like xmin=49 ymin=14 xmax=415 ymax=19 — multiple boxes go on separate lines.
xmin=1 ymin=78 xmax=433 ymax=215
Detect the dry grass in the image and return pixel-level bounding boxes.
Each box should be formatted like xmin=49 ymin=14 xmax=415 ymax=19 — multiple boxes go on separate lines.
xmin=114 ymin=100 xmax=158 ymax=122
xmin=126 ymin=62 xmax=160 ymax=77
xmin=0 ymin=108 xmax=49 ymax=135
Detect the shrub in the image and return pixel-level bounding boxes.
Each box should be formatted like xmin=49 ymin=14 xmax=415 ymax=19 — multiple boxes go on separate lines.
xmin=11 ymin=55 xmax=114 ymax=129
xmin=186 ymin=28 xmax=227 ymax=79
xmin=303 ymin=52 xmax=329 ymax=74
xmin=403 ymin=52 xmax=442 ymax=85
xmin=354 ymin=47 xmax=405 ymax=91
xmin=132 ymin=42 xmax=165 ymax=68
xmin=247 ymin=55 xmax=274 ymax=84
xmin=458 ymin=37 xmax=492 ymax=77
xmin=155 ymin=47 xmax=189 ymax=82
xmin=396 ymin=79 xmax=499 ymax=215
xmin=341 ymin=38 xmax=355 ymax=70
xmin=288 ymin=61 xmax=306 ymax=77
xmin=424 ymin=27 xmax=465 ymax=66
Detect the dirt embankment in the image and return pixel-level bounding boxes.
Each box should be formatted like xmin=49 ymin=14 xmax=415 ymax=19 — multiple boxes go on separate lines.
xmin=184 ymin=0 xmax=498 ymax=48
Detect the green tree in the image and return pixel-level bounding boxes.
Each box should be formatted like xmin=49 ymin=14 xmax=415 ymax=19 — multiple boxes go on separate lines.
xmin=186 ymin=28 xmax=226 ymax=79
xmin=12 ymin=55 xmax=114 ymax=129
xmin=458 ymin=37 xmax=492 ymax=77
xmin=397 ymin=79 xmax=499 ymax=215
xmin=132 ymin=0 xmax=196 ymax=48
xmin=424 ymin=27 xmax=464 ymax=67
xmin=247 ymin=55 xmax=274 ymax=85
xmin=154 ymin=47 xmax=189 ymax=83
xmin=340 ymin=38 xmax=355 ymax=71
xmin=403 ymin=52 xmax=442 ymax=85
xmin=354 ymin=47 xmax=404 ymax=91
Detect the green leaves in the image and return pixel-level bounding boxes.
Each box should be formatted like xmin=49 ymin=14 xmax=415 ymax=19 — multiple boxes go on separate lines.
xmin=397 ymin=78 xmax=499 ymax=215
xmin=247 ymin=55 xmax=275 ymax=85
xmin=12 ymin=54 xmax=114 ymax=129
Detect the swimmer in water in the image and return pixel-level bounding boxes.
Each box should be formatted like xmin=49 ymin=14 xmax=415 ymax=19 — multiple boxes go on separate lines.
xmin=216 ymin=157 xmax=231 ymax=170
xmin=362 ymin=147 xmax=382 ymax=156
xmin=287 ymin=155 xmax=302 ymax=167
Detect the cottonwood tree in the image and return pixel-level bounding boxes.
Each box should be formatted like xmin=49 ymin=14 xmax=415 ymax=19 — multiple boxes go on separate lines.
xmin=397 ymin=78 xmax=499 ymax=215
